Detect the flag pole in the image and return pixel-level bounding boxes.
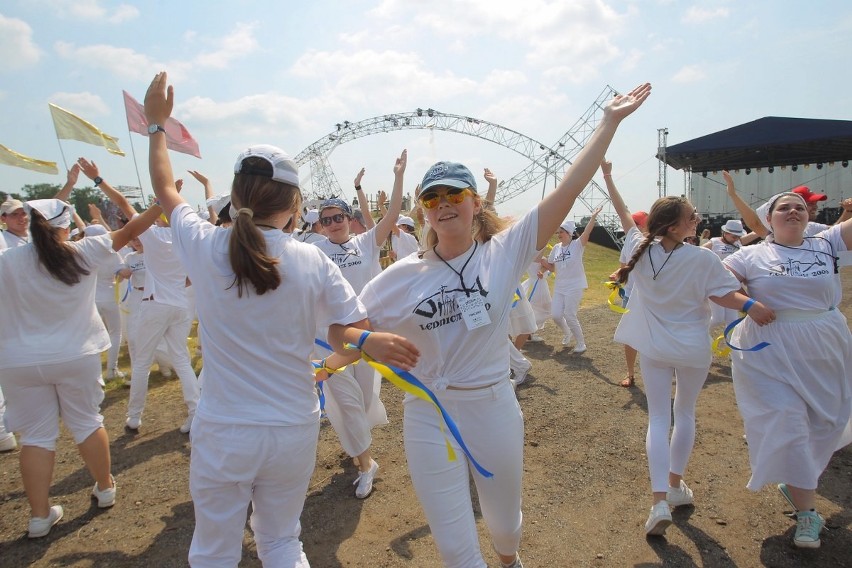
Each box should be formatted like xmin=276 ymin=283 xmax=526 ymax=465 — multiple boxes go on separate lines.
xmin=53 ymin=135 xmax=69 ymax=173
xmin=127 ymin=129 xmax=149 ymax=205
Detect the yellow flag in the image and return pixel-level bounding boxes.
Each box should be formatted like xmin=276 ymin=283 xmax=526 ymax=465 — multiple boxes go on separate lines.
xmin=0 ymin=143 xmax=59 ymax=174
xmin=48 ymin=103 xmax=125 ymax=156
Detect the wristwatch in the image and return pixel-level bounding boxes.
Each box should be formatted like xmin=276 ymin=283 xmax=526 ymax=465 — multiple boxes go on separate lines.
xmin=147 ymin=124 xmax=166 ymax=135
xmin=93 ymin=176 xmax=103 ymax=187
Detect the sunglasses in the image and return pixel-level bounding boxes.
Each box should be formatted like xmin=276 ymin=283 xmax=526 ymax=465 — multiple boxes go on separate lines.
xmin=319 ymin=213 xmax=348 ymax=226
xmin=418 ymin=187 xmax=473 ymax=209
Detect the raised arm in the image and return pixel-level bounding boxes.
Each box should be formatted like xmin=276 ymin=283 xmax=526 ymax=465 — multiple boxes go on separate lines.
xmin=373 ymin=150 xmax=407 ymax=247
xmin=353 ymin=168 xmax=376 ymax=230
xmin=601 ymin=158 xmax=636 ymax=233
xmin=836 ymin=198 xmax=852 ymax=225
xmin=722 ymin=170 xmax=767 ymax=237
xmin=143 ymin=72 xmax=184 ymax=219
xmin=77 ymin=157 xmax=138 ymax=221
xmin=109 ymin=204 xmax=163 ymax=252
xmin=53 ymin=164 xmax=81 ymax=202
xmin=483 ymin=168 xmax=498 ymax=212
xmin=188 ymin=170 xmax=218 ymax=224
xmin=578 ymin=205 xmax=602 ymax=246
xmin=536 ymin=83 xmax=651 ymax=249
xmin=88 ymin=203 xmax=112 ymax=231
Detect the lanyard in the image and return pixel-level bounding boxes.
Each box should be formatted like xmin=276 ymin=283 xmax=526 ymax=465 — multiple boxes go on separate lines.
xmin=433 ymin=241 xmax=478 ymax=296
xmin=648 ymin=242 xmax=680 ymax=280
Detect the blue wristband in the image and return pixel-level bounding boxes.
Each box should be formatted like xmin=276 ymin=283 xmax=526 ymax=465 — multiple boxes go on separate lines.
xmin=742 ymin=298 xmax=756 ymax=313
xmin=357 ymin=331 xmax=371 ymax=350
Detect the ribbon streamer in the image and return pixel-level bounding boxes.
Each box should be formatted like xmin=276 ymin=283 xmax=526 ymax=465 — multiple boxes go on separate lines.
xmin=723 ymin=316 xmax=771 ymax=352
xmin=604 ymin=281 xmax=629 ymax=314
xmin=711 ymin=334 xmax=731 ymax=357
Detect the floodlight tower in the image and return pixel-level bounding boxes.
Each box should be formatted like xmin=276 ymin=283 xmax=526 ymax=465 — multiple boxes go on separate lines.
xmin=657 ymin=127 xmax=668 ymax=198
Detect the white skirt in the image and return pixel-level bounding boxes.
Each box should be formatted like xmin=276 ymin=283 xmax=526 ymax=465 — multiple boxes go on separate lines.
xmin=509 ymin=285 xmax=538 ymax=337
xmin=730 ymin=308 xmax=852 ymax=490
xmin=521 ymin=276 xmax=552 ymax=329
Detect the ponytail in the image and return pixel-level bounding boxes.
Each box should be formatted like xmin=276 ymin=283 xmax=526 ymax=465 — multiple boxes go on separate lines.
xmin=29 ymin=209 xmax=90 ymax=285
xmin=614 ymin=196 xmax=690 ymax=284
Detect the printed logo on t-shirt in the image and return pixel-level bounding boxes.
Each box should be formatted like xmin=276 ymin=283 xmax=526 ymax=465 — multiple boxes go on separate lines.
xmin=413 ymin=277 xmax=491 ymax=330
xmin=329 ymin=247 xmax=362 ymax=270
xmin=768 ymin=254 xmax=831 ymax=278
xmin=554 ymin=249 xmax=571 ymax=262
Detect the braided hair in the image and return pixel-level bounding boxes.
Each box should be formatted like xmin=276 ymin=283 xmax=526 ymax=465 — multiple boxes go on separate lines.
xmin=614 ymin=196 xmax=690 ymax=284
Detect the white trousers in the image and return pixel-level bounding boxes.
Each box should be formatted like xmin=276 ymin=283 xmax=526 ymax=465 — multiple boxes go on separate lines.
xmin=96 ymin=300 xmax=122 ymax=372
xmin=404 ymin=379 xmax=523 ymax=568
xmin=0 ymin=385 xmax=10 ymax=439
xmin=189 ymin=418 xmax=318 ymax=567
xmin=127 ymin=301 xmax=199 ymax=421
xmin=0 ymin=355 xmax=104 ymax=450
xmin=551 ymin=289 xmax=585 ymax=347
xmin=508 ymin=341 xmax=530 ymax=374
xmin=640 ymin=354 xmax=709 ymax=492
xmin=323 ymin=363 xmax=387 ymax=457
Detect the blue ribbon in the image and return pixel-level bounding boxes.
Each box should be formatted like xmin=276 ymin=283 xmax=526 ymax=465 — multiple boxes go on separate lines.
xmin=527 ymin=278 xmax=539 ymax=301
xmin=723 ymin=316 xmax=771 ymax=352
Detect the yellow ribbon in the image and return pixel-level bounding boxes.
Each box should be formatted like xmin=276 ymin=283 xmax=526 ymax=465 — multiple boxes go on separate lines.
xmin=604 ymin=281 xmax=629 ymax=314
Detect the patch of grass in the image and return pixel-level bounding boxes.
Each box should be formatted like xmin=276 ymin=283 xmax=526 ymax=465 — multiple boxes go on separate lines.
xmin=533 ymin=240 xmax=622 ymax=308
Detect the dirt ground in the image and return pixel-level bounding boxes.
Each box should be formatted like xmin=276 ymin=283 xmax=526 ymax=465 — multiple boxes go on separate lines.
xmin=1 ymin=268 xmax=850 ymax=568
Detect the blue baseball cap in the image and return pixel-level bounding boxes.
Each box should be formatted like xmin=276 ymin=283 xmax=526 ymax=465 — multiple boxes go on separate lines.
xmin=420 ymin=161 xmax=477 ymax=193
xmin=319 ymin=198 xmax=353 ymax=217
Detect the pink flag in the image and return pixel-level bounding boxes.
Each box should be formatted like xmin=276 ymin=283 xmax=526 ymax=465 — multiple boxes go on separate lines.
xmin=123 ymin=90 xmax=201 ymax=159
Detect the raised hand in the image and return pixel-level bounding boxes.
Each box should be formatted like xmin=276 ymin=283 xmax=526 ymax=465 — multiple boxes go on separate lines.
xmin=175 ymin=179 xmax=184 ymax=192
xmin=393 ymin=149 xmax=407 ymax=176
xmin=76 ymin=157 xmax=99 ymax=181
xmin=66 ymin=163 xmax=81 ymax=185
xmin=144 ymin=71 xmax=174 ymax=126
xmin=187 ymin=170 xmax=209 ymax=186
xmin=483 ymin=168 xmax=497 ymax=185
xmin=600 ymin=158 xmax=612 ymax=176
xmin=377 ymin=190 xmax=387 ymax=206
xmin=604 ymin=83 xmax=652 ymax=123
xmin=354 ymin=167 xmax=366 ymax=187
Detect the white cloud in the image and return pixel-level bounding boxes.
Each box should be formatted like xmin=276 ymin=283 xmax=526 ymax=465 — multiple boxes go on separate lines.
xmin=193 ymin=23 xmax=260 ymax=69
xmin=682 ymin=6 xmax=730 ymax=24
xmin=49 ymin=91 xmax=111 ymax=117
xmin=46 ymin=0 xmax=139 ymax=23
xmin=0 ymin=14 xmax=41 ymax=70
xmin=671 ymin=64 xmax=706 ymax=83
xmin=54 ymin=41 xmax=173 ymax=81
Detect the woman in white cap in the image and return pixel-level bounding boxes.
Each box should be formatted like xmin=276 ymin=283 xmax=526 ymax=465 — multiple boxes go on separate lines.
xmin=608 ymin=185 xmax=774 ymax=537
xmin=312 ymin=157 xmax=407 ymax=498
xmin=359 ymin=83 xmax=652 ymax=568
xmin=541 ymin=207 xmax=602 ymax=353
xmin=723 ymin=191 xmax=852 ymax=549
xmin=0 ymin=197 xmax=161 ymax=538
xmin=702 ymin=219 xmax=745 ymax=330
xmin=295 ymin=209 xmax=325 ymax=244
xmin=144 ymin=72 xmax=418 ymax=566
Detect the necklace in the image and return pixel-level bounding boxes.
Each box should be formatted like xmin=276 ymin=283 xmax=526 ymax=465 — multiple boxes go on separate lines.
xmin=433 ymin=241 xmax=478 ymax=295
xmin=648 ymin=242 xmax=681 ymax=280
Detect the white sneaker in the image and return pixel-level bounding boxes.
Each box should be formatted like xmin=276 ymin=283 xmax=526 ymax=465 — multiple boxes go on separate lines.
xmin=529 ymin=334 xmax=544 ymax=343
xmin=28 ymin=505 xmax=63 ymax=538
xmin=572 ymin=344 xmax=587 ymax=355
xmin=179 ymin=415 xmax=194 ymax=434
xmin=92 ymin=475 xmax=116 ymax=508
xmin=667 ymin=480 xmax=694 ymax=507
xmin=0 ymin=433 xmax=17 ymax=452
xmin=353 ymin=459 xmax=379 ymax=499
xmin=513 ymin=364 xmax=532 ymax=386
xmin=160 ymin=367 xmax=173 ymax=378
xmin=644 ymin=501 xmax=672 ymax=536
xmin=106 ymin=368 xmax=125 ymax=380
xmin=125 ymin=416 xmax=142 ymax=431
xmin=561 ymin=335 xmax=572 ymax=346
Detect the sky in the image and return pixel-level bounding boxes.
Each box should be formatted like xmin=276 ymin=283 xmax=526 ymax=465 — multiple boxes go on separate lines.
xmin=1 ymin=0 xmax=850 ymax=221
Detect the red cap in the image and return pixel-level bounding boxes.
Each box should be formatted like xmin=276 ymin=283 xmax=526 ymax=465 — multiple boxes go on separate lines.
xmin=791 ymin=185 xmax=827 ymax=203
xmin=631 ymin=210 xmax=648 ymax=228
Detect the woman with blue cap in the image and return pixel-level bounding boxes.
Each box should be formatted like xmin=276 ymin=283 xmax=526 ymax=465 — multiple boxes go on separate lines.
xmin=359 ymin=83 xmax=652 ymax=568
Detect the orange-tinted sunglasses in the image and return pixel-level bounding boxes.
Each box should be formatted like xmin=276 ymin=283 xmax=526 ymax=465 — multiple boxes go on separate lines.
xmin=418 ymin=187 xmax=474 ymax=209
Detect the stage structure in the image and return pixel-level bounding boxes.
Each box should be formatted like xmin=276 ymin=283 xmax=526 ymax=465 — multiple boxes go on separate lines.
xmin=294 ymin=85 xmax=627 ymax=246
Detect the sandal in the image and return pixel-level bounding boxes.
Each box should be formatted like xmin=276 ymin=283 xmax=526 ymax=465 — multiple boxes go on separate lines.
xmin=620 ymin=375 xmax=635 ymax=388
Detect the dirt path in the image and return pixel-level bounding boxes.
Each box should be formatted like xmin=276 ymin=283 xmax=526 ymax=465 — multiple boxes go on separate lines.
xmin=1 ymin=269 xmax=850 ymax=567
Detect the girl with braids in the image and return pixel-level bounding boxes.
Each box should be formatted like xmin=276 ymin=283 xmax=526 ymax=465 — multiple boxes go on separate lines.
xmin=359 ymin=83 xmax=652 ymax=568
xmin=723 ymin=192 xmax=852 ymax=549
xmin=0 ymin=198 xmax=161 ymax=538
xmin=144 ymin=72 xmax=418 ymax=567
xmin=606 ymin=181 xmax=774 ymax=537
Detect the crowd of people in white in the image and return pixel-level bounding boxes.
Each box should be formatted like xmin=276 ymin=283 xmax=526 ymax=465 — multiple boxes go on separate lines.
xmin=0 ymin=73 xmax=850 ymax=567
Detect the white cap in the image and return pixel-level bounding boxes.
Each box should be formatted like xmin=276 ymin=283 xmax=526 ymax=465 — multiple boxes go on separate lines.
xmin=304 ymin=209 xmax=320 ymax=224
xmin=559 ymin=220 xmax=576 ymax=233
xmin=397 ymin=215 xmax=415 ymax=228
xmin=23 ymin=199 xmax=71 ymax=228
xmin=234 ymin=145 xmax=299 ymax=187
xmin=721 ymin=219 xmax=745 ymax=236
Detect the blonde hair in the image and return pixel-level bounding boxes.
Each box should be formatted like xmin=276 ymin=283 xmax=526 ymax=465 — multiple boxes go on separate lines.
xmin=228 ymin=156 xmax=302 ymax=297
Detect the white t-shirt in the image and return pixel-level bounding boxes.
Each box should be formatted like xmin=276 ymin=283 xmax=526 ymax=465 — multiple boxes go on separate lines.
xmin=548 ymin=239 xmax=587 ymax=293
xmin=0 ymin=234 xmax=114 ymax=368
xmin=314 ymin=227 xmax=381 ymax=294
xmin=724 ymin=226 xmax=846 ymax=311
xmin=613 ymin=226 xmax=741 ymax=368
xmin=122 ymin=250 xmax=147 ymax=289
xmin=0 ymin=233 xmax=6 ymax=252
xmin=805 ymin=222 xmax=831 ymax=237
xmin=137 ymin=223 xmax=188 ymax=309
xmin=170 ymin=204 xmax=366 ymax=426
xmin=392 ymin=231 xmax=419 ymax=260
xmin=707 ymin=236 xmax=740 ymax=261
xmin=360 ymin=209 xmax=539 ymax=390
xmin=93 ymin=245 xmax=123 ymax=303
xmin=295 ymin=230 xmax=326 ymax=245
xmin=2 ymin=231 xmax=29 ymax=248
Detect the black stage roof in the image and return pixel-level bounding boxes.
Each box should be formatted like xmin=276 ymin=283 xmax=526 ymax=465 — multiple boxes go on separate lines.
xmin=659 ymin=116 xmax=852 ymax=172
